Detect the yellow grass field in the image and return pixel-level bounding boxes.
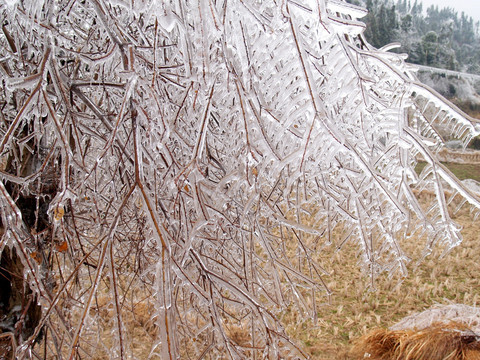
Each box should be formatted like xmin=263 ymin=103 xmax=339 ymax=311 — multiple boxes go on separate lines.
xmin=285 ymin=192 xmax=480 ymax=359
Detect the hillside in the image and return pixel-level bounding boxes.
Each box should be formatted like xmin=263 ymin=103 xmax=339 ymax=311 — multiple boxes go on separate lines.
xmin=347 ymin=0 xmax=480 ymax=75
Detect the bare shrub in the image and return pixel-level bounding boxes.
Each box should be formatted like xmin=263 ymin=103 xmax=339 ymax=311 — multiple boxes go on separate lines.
xmin=1 ymin=0 xmax=480 ymax=358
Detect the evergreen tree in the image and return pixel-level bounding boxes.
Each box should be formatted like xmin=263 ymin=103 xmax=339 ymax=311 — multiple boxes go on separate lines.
xmin=362 ymin=0 xmax=480 ymax=74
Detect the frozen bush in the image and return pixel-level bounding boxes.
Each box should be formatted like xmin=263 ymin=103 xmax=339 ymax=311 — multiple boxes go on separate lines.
xmin=0 ymin=0 xmax=480 ymax=358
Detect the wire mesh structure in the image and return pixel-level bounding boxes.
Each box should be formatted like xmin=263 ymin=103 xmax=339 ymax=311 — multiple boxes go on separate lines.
xmin=1 ymin=0 xmax=480 ymax=358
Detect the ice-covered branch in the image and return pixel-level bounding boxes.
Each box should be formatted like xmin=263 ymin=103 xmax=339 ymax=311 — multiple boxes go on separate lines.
xmin=1 ymin=0 xmax=479 ymax=359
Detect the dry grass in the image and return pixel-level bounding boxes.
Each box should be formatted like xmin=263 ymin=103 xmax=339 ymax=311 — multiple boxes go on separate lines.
xmin=33 ymin=276 xmax=159 ymax=360
xmin=286 ymin=190 xmax=480 ymax=359
xmin=350 ymin=322 xmax=480 ymax=360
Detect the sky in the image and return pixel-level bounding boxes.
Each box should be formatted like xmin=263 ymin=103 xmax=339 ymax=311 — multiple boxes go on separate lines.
xmin=417 ymin=0 xmax=480 ymax=23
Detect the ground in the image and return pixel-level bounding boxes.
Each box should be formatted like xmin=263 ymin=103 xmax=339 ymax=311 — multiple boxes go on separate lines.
xmin=288 ymin=190 xmax=480 ymax=359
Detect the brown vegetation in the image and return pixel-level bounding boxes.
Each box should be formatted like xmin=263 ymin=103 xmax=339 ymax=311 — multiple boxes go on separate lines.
xmin=284 ymin=190 xmax=480 ymax=359
xmin=350 ymin=322 xmax=480 ymax=360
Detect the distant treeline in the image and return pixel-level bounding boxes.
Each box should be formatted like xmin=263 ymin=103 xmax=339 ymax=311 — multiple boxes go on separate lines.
xmin=346 ymin=0 xmax=480 ymax=74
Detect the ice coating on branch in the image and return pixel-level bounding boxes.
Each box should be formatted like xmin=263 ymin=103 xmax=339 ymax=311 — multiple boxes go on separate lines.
xmin=1 ymin=0 xmax=480 ymax=359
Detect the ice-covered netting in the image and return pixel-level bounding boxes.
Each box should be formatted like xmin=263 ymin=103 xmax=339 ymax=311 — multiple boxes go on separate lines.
xmin=1 ymin=0 xmax=480 ymax=358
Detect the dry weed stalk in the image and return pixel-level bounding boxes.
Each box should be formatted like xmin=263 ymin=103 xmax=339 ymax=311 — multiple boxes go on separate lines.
xmin=351 ymin=322 xmax=480 ymax=360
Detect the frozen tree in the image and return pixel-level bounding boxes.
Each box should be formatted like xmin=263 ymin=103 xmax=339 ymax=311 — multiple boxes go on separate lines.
xmin=1 ymin=0 xmax=480 ymax=358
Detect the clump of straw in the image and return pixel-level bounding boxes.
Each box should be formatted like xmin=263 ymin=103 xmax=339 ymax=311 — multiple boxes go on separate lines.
xmin=351 ymin=322 xmax=480 ymax=360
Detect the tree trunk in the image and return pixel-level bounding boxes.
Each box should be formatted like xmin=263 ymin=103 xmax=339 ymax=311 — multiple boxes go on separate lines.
xmin=0 ymin=247 xmax=42 ymax=359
